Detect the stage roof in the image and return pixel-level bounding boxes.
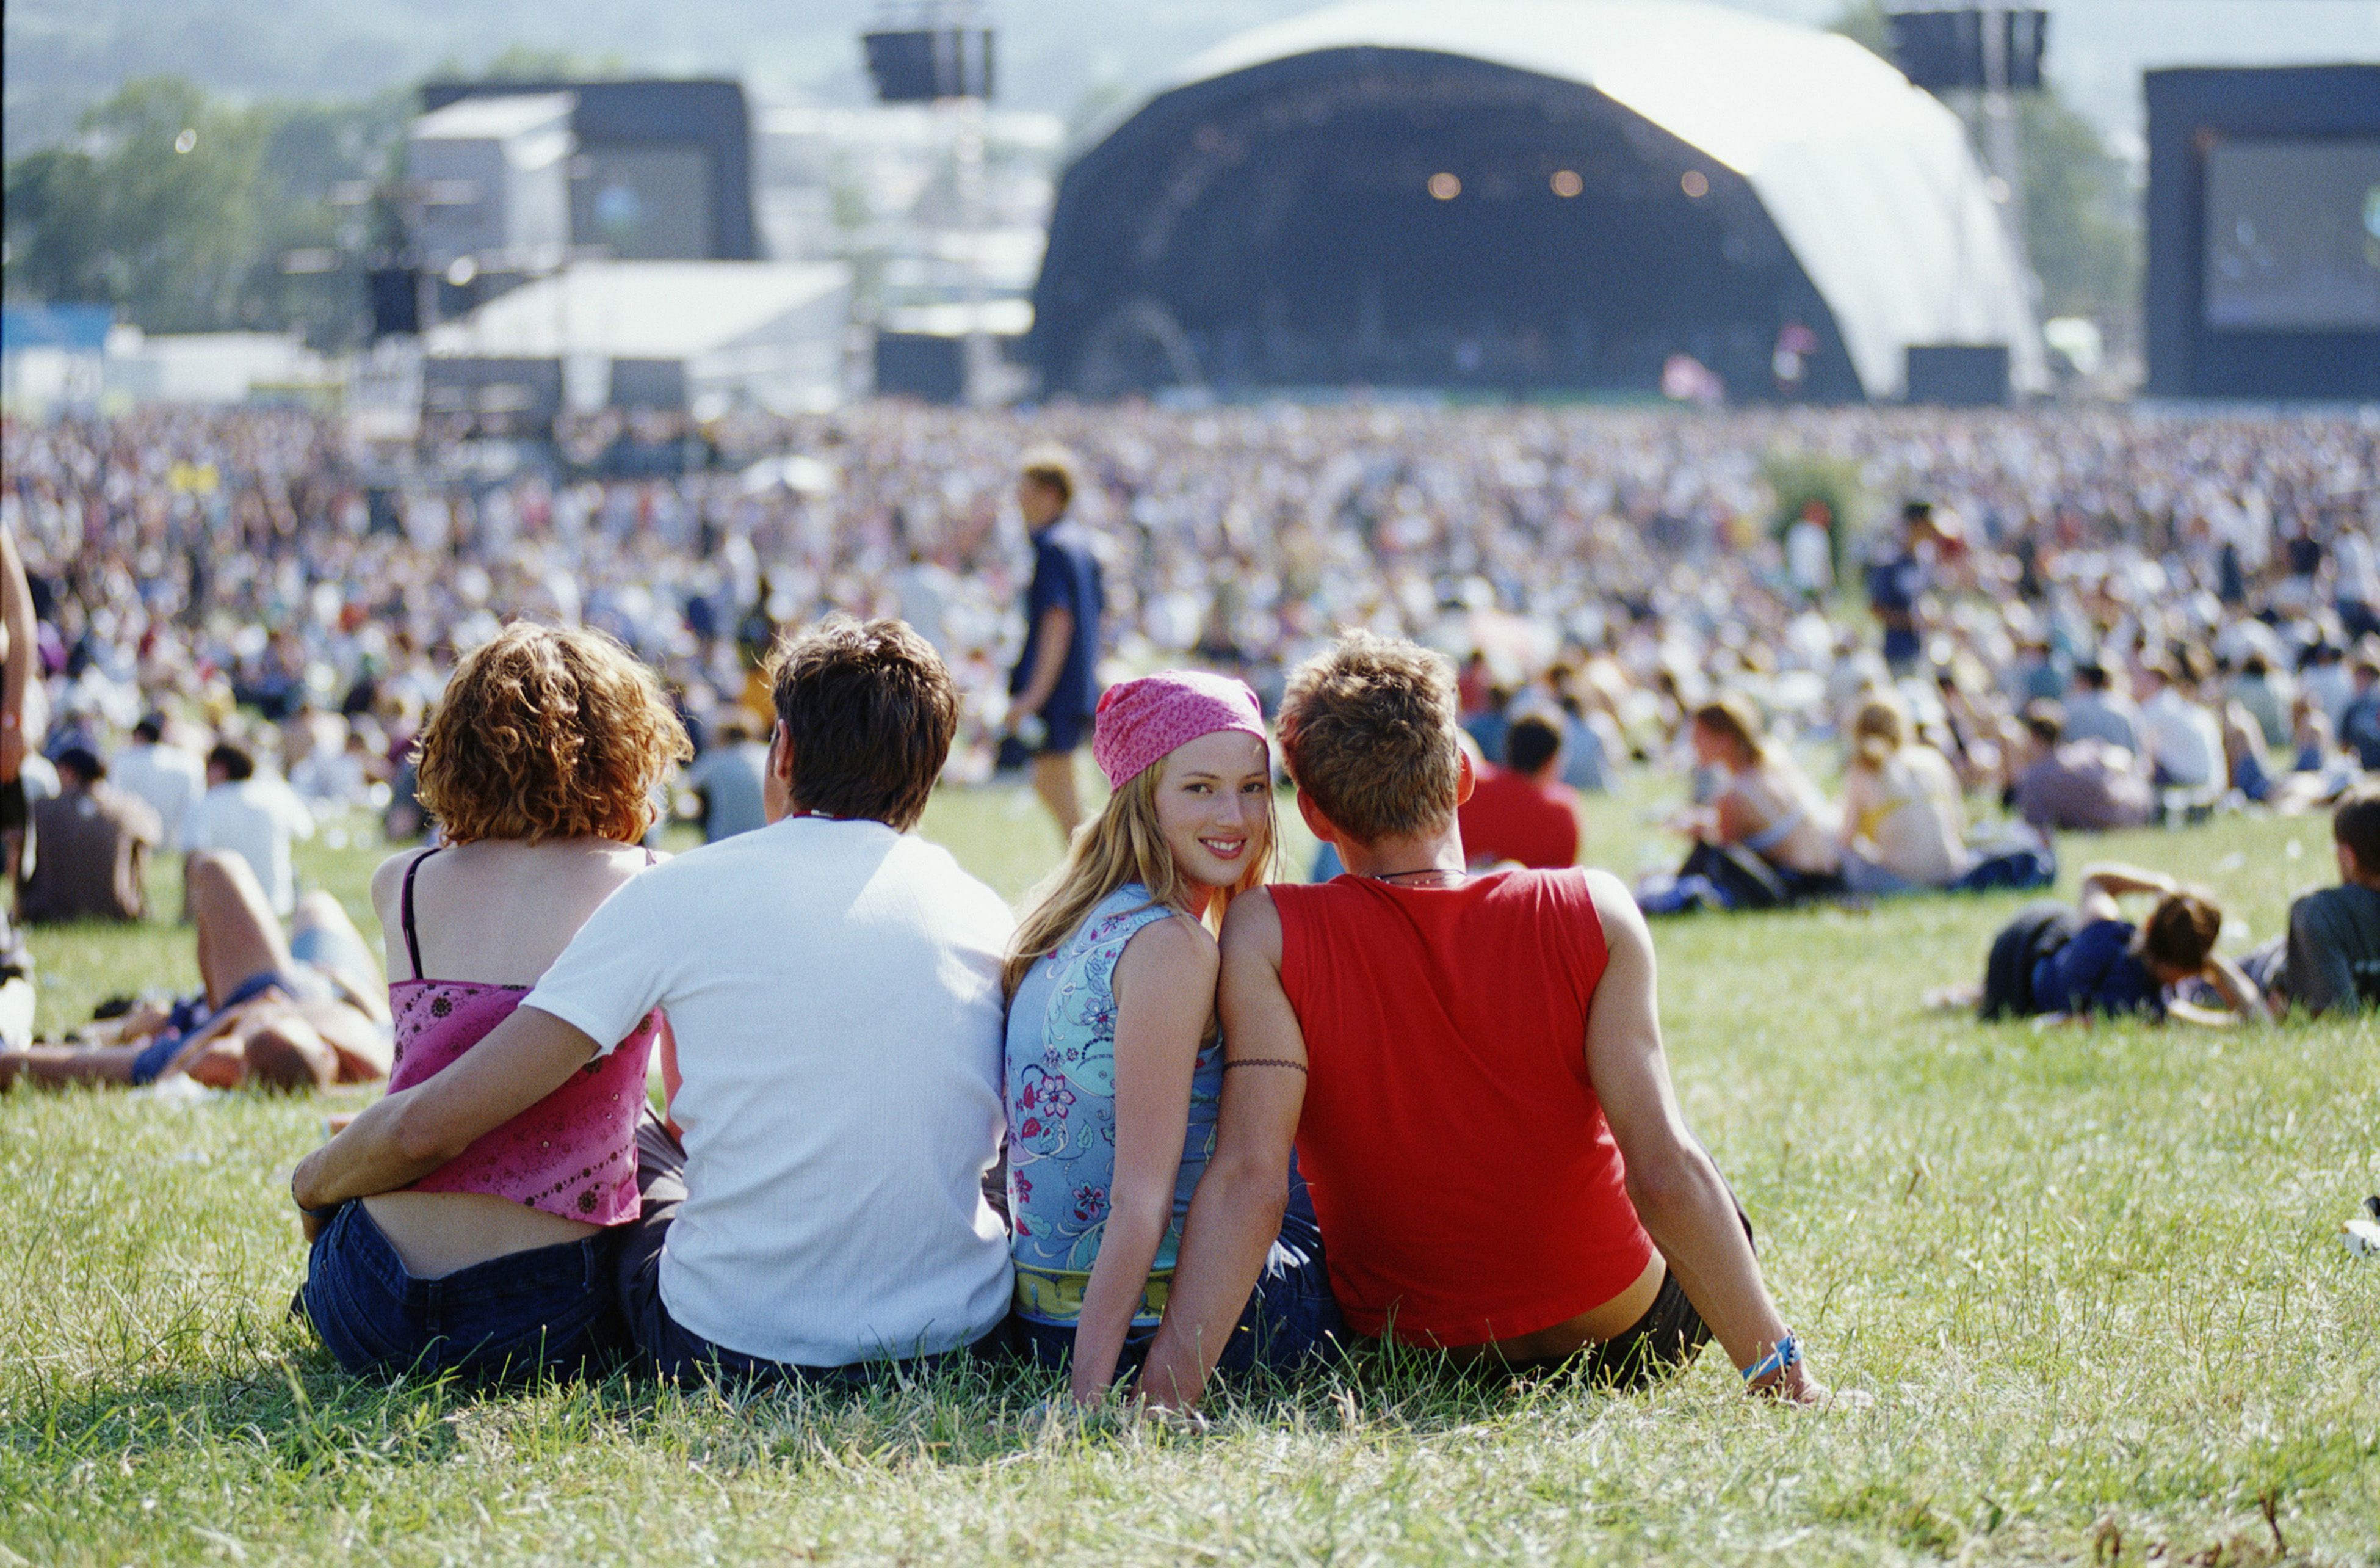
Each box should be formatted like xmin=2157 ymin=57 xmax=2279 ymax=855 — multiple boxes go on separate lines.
xmin=1066 ymin=0 xmax=2042 ymax=397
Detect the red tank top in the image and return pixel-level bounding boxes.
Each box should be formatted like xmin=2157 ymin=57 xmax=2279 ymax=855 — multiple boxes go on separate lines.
xmin=1272 ymin=868 xmax=1654 ymax=1345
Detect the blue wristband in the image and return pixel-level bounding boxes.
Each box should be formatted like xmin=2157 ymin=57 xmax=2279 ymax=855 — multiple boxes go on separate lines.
xmin=1741 ymin=1332 xmax=1799 ymax=1383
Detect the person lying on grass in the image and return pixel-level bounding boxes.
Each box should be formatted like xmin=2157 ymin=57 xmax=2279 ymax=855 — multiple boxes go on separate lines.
xmin=294 ymin=623 xmax=689 ymax=1381
xmin=295 ymin=619 xmax=1018 ymax=1388
xmin=2238 ymin=780 xmax=2380 ymax=1018
xmin=0 ymin=848 xmax=391 ymax=1093
xmin=1138 ymin=631 xmax=1836 ymax=1412
xmin=1936 ymin=862 xmax=2266 ymax=1026
xmin=1002 ymin=671 xmax=1340 ymax=1404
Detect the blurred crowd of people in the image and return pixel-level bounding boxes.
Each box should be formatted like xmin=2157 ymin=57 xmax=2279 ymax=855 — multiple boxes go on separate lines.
xmin=4 ymin=400 xmax=2377 ymax=914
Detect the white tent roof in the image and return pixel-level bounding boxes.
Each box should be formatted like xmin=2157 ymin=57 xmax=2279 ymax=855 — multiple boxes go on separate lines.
xmin=424 ymin=261 xmax=848 ymax=361
xmin=1096 ymin=0 xmax=2042 ymax=397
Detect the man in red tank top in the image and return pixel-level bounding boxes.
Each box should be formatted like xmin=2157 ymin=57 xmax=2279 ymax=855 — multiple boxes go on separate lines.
xmin=1140 ymin=631 xmax=1837 ymax=1410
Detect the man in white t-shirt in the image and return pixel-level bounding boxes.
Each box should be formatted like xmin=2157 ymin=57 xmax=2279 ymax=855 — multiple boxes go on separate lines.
xmin=111 ymin=716 xmax=206 ymax=841
xmin=2136 ymin=661 xmax=2224 ymax=793
xmin=183 ymin=742 xmax=316 ymax=916
xmin=289 ymin=619 xmax=1016 ymax=1383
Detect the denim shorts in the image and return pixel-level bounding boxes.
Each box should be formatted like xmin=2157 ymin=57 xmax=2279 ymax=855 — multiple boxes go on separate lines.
xmin=1016 ymin=1164 xmax=1344 ymax=1385
xmin=302 ymin=1200 xmax=624 ymax=1381
xmin=126 ymin=970 xmax=313 ymax=1086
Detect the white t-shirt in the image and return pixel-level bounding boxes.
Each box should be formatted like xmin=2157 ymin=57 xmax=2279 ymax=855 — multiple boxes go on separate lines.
xmin=524 ymin=816 xmax=1016 ymax=1368
xmin=112 ymin=743 xmax=204 ymax=844
xmin=2139 ymin=689 xmax=2224 ymax=789
xmin=183 ymin=777 xmax=316 ymax=915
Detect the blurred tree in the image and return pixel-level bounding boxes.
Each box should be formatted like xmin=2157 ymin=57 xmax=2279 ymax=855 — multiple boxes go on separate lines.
xmin=4 ymin=79 xmax=264 ymax=332
xmin=431 ymin=45 xmax=627 ymax=83
xmin=3 ymin=78 xmax=405 ymax=344
xmin=2015 ymin=92 xmax=2139 ymax=336
xmin=1828 ymin=0 xmax=2141 ymax=344
xmin=1763 ymin=446 xmax=1873 ymax=586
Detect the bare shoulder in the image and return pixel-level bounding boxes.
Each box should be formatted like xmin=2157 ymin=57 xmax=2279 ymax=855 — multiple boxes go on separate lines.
xmin=369 ymin=846 xmax=435 ymax=923
xmin=1123 ymin=909 xmax=1221 ymax=977
xmin=1582 ymin=868 xmax=1645 ymax=931
xmin=1218 ymin=884 xmax=1283 ymax=957
xmin=1113 ymin=908 xmax=1221 ymax=1018
xmin=1582 ymin=869 xmax=1654 ymax=963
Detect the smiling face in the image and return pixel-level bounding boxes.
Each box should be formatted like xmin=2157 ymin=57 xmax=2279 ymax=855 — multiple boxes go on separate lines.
xmin=1150 ymin=729 xmax=1272 ymax=891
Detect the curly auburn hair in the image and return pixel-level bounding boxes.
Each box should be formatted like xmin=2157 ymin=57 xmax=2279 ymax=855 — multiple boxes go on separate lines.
xmin=415 ymin=622 xmax=690 ymax=844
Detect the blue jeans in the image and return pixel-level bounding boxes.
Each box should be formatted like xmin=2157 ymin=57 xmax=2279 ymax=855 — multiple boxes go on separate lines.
xmin=1016 ymin=1164 xmax=1343 ymax=1384
xmin=302 ymin=1200 xmax=624 ymax=1380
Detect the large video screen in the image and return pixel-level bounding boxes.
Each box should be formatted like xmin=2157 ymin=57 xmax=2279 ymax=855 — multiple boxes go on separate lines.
xmin=2204 ymin=138 xmax=2380 ymax=330
xmin=571 ymin=147 xmax=716 ymax=260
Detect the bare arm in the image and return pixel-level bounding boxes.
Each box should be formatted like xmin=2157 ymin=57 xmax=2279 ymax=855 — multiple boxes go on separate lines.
xmin=2167 ymin=954 xmax=2269 ymax=1029
xmin=1836 ymin=769 xmax=1878 ymax=852
xmin=1068 ymin=916 xmax=1214 ymax=1403
xmin=1583 ymin=871 xmax=1823 ymax=1401
xmin=0 ymin=524 xmax=37 ymax=781
xmin=1137 ymin=888 xmax=1304 ymax=1412
xmin=290 ymin=1005 xmax=599 ymax=1214
xmin=2076 ymin=861 xmax=2174 ymax=924
xmin=1013 ymin=606 xmax=1075 ymax=720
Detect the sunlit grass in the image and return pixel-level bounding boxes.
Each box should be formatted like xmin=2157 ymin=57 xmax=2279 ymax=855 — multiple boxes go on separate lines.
xmin=3 ymin=786 xmax=2375 ymax=1564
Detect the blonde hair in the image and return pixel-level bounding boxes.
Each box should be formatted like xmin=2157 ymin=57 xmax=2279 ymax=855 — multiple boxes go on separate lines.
xmin=1851 ymin=692 xmax=1908 ymax=773
xmin=1018 ymin=443 xmax=1082 ymax=509
xmin=1277 ymin=631 xmax=1464 ymax=845
xmin=1002 ymin=760 xmax=1276 ymax=1000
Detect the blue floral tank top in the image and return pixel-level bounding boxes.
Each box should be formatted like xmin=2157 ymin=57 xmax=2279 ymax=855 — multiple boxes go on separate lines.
xmin=1005 ymin=882 xmax=1223 ymax=1327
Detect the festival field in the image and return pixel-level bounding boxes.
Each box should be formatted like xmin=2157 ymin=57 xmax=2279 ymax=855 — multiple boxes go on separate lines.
xmin=3 ymin=789 xmax=2375 ymax=1566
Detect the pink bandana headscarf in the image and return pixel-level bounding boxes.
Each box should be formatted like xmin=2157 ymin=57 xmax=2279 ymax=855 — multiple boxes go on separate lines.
xmin=1091 ymin=671 xmax=1268 ymax=790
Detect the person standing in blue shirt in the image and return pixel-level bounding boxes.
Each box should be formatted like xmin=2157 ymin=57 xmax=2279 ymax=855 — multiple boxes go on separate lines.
xmin=1007 ymin=448 xmax=1105 ymax=841
xmin=1866 ymin=500 xmax=1937 ymax=675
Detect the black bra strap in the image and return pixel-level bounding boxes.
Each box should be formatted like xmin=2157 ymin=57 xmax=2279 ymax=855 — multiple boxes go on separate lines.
xmin=399 ymin=847 xmax=442 ymax=981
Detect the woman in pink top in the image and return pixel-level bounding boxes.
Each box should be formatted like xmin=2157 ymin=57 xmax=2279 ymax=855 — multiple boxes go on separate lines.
xmin=294 ymin=623 xmax=689 ymax=1379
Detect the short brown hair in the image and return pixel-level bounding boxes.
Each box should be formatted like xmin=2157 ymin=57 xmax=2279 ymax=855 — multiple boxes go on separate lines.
xmin=416 ymin=623 xmax=690 ymax=844
xmin=1018 ymin=445 xmax=1079 ymax=509
xmin=1278 ymin=631 xmax=1463 ymax=846
xmin=2334 ymin=781 xmax=2380 ymax=871
xmin=2140 ymin=890 xmax=2222 ymax=973
xmin=769 ymin=617 xmax=956 ymax=831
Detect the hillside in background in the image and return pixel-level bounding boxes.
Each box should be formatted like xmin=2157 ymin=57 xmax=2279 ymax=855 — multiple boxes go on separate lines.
xmin=9 ymin=0 xmax=2378 ymax=155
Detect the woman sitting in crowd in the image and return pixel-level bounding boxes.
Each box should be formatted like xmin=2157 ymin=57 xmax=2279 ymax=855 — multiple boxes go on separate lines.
xmin=0 ymin=849 xmax=391 ymax=1092
xmin=1931 ymin=862 xmax=2266 ymax=1026
xmin=1838 ymin=692 xmax=1969 ymax=895
xmin=294 ymin=623 xmax=690 ymax=1380
xmin=1675 ymin=695 xmax=1843 ymax=904
xmin=1002 ymin=672 xmax=1338 ymax=1402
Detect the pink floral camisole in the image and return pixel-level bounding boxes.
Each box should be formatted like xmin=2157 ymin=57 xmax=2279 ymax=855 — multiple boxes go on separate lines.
xmin=383 ymin=848 xmax=659 ymax=1225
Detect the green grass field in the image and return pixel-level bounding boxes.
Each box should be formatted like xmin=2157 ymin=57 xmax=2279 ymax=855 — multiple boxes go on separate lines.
xmin=2 ymin=786 xmax=2375 ymax=1565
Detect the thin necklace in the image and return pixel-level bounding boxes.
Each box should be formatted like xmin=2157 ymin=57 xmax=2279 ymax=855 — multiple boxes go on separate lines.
xmin=1371 ymin=866 xmax=1466 ymax=885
